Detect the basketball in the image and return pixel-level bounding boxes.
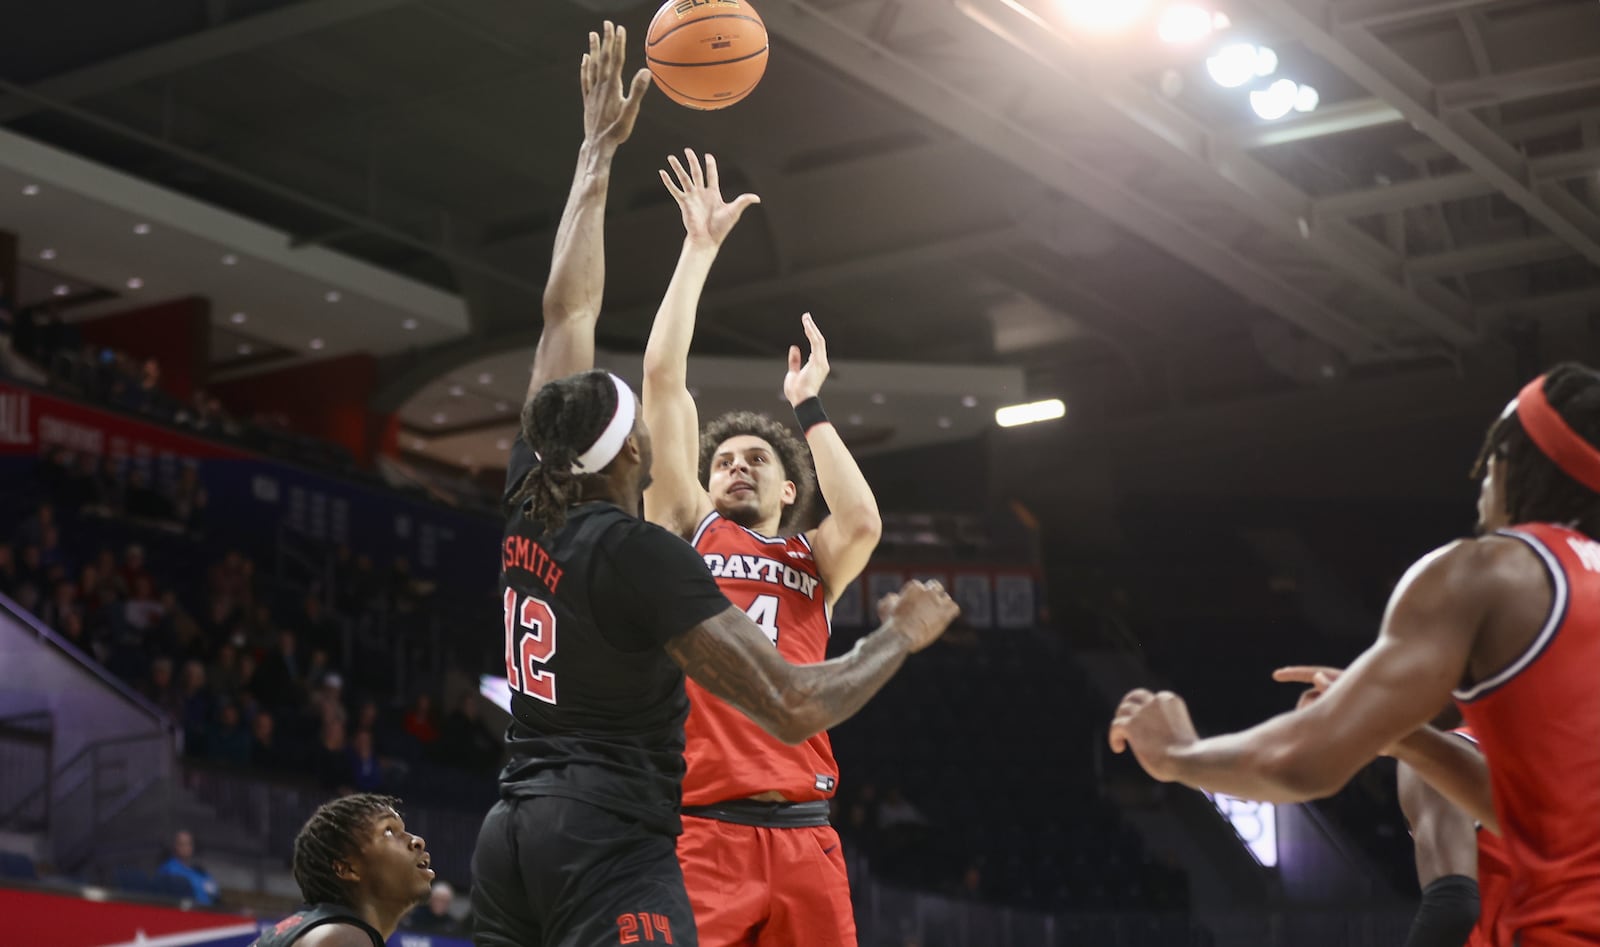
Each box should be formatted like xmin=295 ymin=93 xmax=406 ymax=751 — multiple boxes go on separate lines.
xmin=646 ymin=0 xmax=769 ymax=110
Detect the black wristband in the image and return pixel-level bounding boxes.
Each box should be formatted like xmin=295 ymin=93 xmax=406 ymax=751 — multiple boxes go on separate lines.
xmin=793 ymin=396 xmax=829 ymax=434
xmin=1403 ymin=874 xmax=1480 ymax=947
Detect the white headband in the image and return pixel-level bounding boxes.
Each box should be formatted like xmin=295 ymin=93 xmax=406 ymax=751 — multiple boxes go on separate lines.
xmin=571 ymin=373 xmax=637 ymax=474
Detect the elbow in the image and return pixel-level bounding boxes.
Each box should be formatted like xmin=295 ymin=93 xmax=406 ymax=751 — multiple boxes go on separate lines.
xmin=840 ymin=508 xmax=883 ymax=547
xmin=768 ymin=688 xmax=821 ymax=746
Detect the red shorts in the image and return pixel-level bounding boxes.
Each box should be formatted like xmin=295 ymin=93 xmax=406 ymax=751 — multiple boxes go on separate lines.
xmin=677 ymin=814 xmax=856 ymax=947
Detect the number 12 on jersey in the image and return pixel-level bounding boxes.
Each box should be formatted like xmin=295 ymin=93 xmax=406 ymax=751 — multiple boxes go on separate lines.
xmin=503 ymin=588 xmax=557 ymax=705
xmin=747 ymin=593 xmax=779 ymax=645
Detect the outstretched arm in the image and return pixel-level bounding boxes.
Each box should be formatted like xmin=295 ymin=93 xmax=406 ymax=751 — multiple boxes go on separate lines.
xmin=528 ymin=21 xmax=651 ymax=398
xmin=1391 ymin=726 xmax=1498 ymax=835
xmin=1107 ymin=540 xmax=1510 ymax=802
xmin=665 ymin=581 xmax=959 ymax=744
xmin=786 ymin=315 xmax=881 ymax=602
xmin=642 ymin=150 xmax=759 ymax=536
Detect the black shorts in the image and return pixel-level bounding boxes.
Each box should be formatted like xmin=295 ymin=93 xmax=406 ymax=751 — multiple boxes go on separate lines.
xmin=471 ymin=796 xmax=697 ymax=947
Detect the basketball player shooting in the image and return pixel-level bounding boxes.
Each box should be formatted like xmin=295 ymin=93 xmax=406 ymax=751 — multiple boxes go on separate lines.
xmin=251 ymin=794 xmax=432 ymax=947
xmin=1109 ymin=363 xmax=1600 ymax=947
xmin=642 ymin=148 xmax=882 ymax=946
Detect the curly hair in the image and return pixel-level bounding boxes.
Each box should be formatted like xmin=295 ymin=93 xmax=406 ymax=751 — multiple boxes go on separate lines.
xmin=291 ymin=793 xmax=401 ymax=907
xmin=699 ymin=410 xmax=816 ymax=533
xmin=1472 ymin=362 xmax=1600 ymax=539
xmin=511 ymin=370 xmax=621 ymax=534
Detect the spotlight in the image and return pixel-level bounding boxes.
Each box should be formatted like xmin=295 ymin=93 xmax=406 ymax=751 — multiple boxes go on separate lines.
xmin=496 ymin=438 xmax=511 ymax=451
xmin=449 ymin=385 xmax=465 ymax=397
xmin=133 ymin=223 xmax=151 ymax=235
xmin=477 ymin=372 xmax=493 ymax=385
xmin=1294 ymin=83 xmax=1320 ymax=113
xmin=402 ymin=318 xmax=419 ymax=330
xmin=1157 ymin=4 xmax=1214 ymax=44
xmin=126 ymin=278 xmax=143 ymax=290
xmin=230 ymin=312 xmax=247 ymax=324
xmin=39 ymin=248 xmax=56 ymax=261
xmin=1250 ymin=78 xmax=1300 ymax=121
xmin=962 ymin=395 xmax=980 ymax=408
xmin=937 ymin=417 xmax=953 ymax=429
xmin=309 ymin=338 xmax=325 ymax=350
xmin=21 ymin=184 xmax=39 ymax=196
xmin=52 ymin=285 xmax=70 ymax=297
xmin=324 ymin=290 xmax=341 ymax=303
xmin=995 ymin=398 xmax=1067 ymax=427
xmin=1207 ymin=43 xmax=1276 ymax=88
xmin=221 ymin=254 xmax=238 ymax=266
xmin=1057 ymin=0 xmax=1150 ymax=33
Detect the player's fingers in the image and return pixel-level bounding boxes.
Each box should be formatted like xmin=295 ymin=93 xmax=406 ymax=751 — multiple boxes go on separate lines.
xmin=1108 ymin=721 xmax=1128 ymax=753
xmin=704 ymin=152 xmax=720 ymax=192
xmin=1122 ymin=688 xmax=1155 ymax=705
xmin=729 ymin=193 xmax=760 ymax=219
xmin=659 ymin=169 xmax=683 ymax=199
xmin=601 ymin=21 xmax=615 ymax=68
xmin=626 ymin=69 xmax=652 ymax=105
xmin=589 ymin=30 xmax=600 ymax=65
xmin=686 ymin=148 xmax=704 ymax=187
xmin=788 ymin=345 xmax=802 ymax=373
xmin=667 ymin=154 xmax=693 ymax=192
xmin=803 ymin=313 xmax=826 ymax=356
xmin=1272 ymin=666 xmax=1326 ymax=684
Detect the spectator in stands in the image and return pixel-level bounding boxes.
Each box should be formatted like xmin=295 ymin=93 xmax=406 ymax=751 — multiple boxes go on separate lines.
xmin=406 ymin=880 xmax=461 ymax=935
xmin=298 ymin=591 xmax=341 ymax=660
xmin=91 ymin=456 xmax=125 ymax=513
xmin=91 ymin=548 xmax=127 ymax=598
xmin=171 ymin=463 xmax=207 ymax=531
xmin=315 ymin=718 xmax=351 ymax=791
xmin=16 ymin=502 xmax=53 ymax=549
xmin=57 ymin=610 xmax=96 ymax=659
xmin=121 ymin=544 xmax=149 ymax=591
xmin=0 ymin=543 xmax=16 ymax=595
xmin=38 ymin=579 xmax=78 ymax=630
xmin=208 ymin=701 xmax=252 ymax=767
xmin=878 ymin=786 xmax=928 ymax=830
xmin=250 ymin=710 xmax=290 ymax=771
xmin=437 ymin=694 xmax=499 ymax=773
xmin=402 ymin=694 xmax=439 ymax=746
xmin=143 ymin=658 xmax=182 ymax=718
xmin=125 ymin=468 xmax=173 ymax=520
xmin=347 ymin=729 xmax=385 ymax=793
xmin=37 ymin=525 xmax=66 ymax=572
xmin=253 ymin=630 xmax=303 ymax=711
xmin=156 ymin=830 xmax=219 ymax=906
xmin=308 ymin=670 xmax=348 ymax=733
xmin=207 ymin=642 xmax=242 ymax=696
xmin=179 ymin=659 xmax=214 ymax=756
xmin=123 ymin=575 xmax=165 ymax=631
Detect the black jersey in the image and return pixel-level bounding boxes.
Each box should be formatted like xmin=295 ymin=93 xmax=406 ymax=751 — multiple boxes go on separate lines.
xmin=498 ymin=444 xmax=730 ymax=835
xmin=251 ymin=904 xmax=384 ymax=947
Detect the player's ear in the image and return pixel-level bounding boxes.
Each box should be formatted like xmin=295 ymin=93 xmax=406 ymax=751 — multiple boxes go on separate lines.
xmin=333 ymin=857 xmax=360 ymax=883
xmin=780 ymin=479 xmax=797 ymax=506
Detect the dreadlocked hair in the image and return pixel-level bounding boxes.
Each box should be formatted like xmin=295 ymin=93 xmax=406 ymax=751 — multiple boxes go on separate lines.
xmin=1472 ymin=362 xmax=1600 ymax=539
xmin=512 ymin=370 xmax=621 ymax=534
xmin=292 ymin=793 xmax=401 ymax=907
xmin=700 ymin=410 xmax=817 ymax=533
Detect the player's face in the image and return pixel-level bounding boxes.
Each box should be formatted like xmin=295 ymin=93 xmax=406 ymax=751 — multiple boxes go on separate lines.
xmin=708 ymin=435 xmax=795 ymax=529
xmin=351 ymin=810 xmax=434 ymax=907
xmin=1477 ymin=453 xmax=1510 ymax=534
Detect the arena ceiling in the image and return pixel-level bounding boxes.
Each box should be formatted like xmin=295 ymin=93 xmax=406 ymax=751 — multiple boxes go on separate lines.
xmin=1 ymin=0 xmax=1597 ymax=470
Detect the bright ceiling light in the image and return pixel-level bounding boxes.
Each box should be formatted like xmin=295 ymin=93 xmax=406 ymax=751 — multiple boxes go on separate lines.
xmin=221 ymin=254 xmax=238 ymax=266
xmin=1057 ymin=0 xmax=1150 ymax=33
xmin=962 ymin=395 xmax=979 ymax=408
xmin=52 ymin=285 xmax=70 ymax=297
xmin=1157 ymin=4 xmax=1214 ymax=44
xmin=309 ymin=338 xmax=325 ymax=350
xmin=324 ymin=290 xmax=341 ymax=303
xmin=126 ymin=277 xmax=143 ymax=290
xmin=848 ymin=414 xmax=864 ymax=426
xmin=39 ymin=248 xmax=56 ymax=260
xmin=230 ymin=312 xmax=247 ymax=324
xmin=1294 ymin=83 xmax=1320 ymax=113
xmin=937 ymin=417 xmax=953 ymax=429
xmin=870 ymin=392 xmax=887 ymax=405
xmin=22 ymin=184 xmax=40 ymax=196
xmin=996 ymin=398 xmax=1067 ymax=427
xmin=1207 ymin=43 xmax=1276 ymax=88
xmin=402 ymin=318 xmax=418 ymax=330
xmin=448 ymin=385 xmax=465 ymax=397
xmin=494 ymin=401 xmax=509 ymax=413
xmin=477 ymin=372 xmax=493 ymax=385
xmin=133 ymin=223 xmax=151 ymax=235
xmin=496 ymin=438 xmax=511 ymax=451
xmin=1250 ymin=78 xmax=1301 ymax=120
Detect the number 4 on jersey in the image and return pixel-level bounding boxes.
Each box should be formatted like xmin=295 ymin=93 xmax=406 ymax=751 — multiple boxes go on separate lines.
xmin=746 ymin=593 xmax=779 ymax=645
xmin=503 ymin=588 xmax=557 ymax=704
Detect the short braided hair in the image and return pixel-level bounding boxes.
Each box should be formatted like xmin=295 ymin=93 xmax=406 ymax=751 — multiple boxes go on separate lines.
xmin=512 ymin=370 xmax=621 ymax=534
xmin=291 ymin=793 xmax=401 ymax=906
xmin=1472 ymin=362 xmax=1600 ymax=538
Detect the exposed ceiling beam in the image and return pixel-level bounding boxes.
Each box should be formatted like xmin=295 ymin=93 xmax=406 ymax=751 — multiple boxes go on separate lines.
xmin=1404 ymin=235 xmax=1574 ymax=279
xmin=1316 ymin=147 xmax=1600 ymax=218
xmin=0 ymin=0 xmax=419 ymax=124
xmin=1253 ymin=0 xmax=1600 ymax=273
xmin=1477 ymin=285 xmax=1600 ymax=319
xmin=1233 ymin=98 xmax=1403 ymax=149
xmin=1331 ymin=0 xmax=1519 ymax=30
xmin=1438 ymin=56 xmax=1600 ymax=112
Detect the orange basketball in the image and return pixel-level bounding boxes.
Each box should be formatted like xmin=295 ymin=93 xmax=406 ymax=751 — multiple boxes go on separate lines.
xmin=646 ymin=0 xmax=768 ymax=110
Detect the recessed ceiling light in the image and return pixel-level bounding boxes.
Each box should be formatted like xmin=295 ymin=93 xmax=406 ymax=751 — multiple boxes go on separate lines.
xmin=432 ymin=412 xmax=447 ymax=425
xmin=126 ymin=277 xmax=143 ymax=290
xmin=133 ymin=223 xmax=151 ymax=235
xmin=937 ymin=417 xmax=952 ymax=429
xmin=39 ymin=248 xmax=56 ymax=260
xmin=52 ymin=285 xmax=70 ymax=297
xmin=848 ymin=413 xmax=864 ymax=426
xmin=870 ymin=393 xmax=886 ymax=405
xmin=221 ymin=254 xmax=238 ymax=266
xmin=477 ymin=372 xmax=492 ymax=385
xmin=402 ymin=318 xmax=418 ymax=330
xmin=448 ymin=385 xmax=464 ymax=397
xmin=21 ymin=184 xmax=39 ymax=196
xmin=237 ymin=343 xmax=253 ymax=356
xmin=494 ymin=401 xmax=509 ymax=413
xmin=324 ymin=290 xmax=341 ymax=303
xmin=961 ymin=395 xmax=979 ymax=408
xmin=309 ymin=338 xmax=325 ymax=350
xmin=496 ymin=438 xmax=511 ymax=451
xmin=230 ymin=312 xmax=247 ymax=324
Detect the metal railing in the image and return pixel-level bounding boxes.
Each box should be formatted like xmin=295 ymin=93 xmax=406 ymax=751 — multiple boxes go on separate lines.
xmin=0 ymin=712 xmax=52 ymax=833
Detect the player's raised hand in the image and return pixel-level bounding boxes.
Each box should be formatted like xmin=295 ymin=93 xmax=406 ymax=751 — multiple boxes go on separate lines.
xmin=783 ymin=313 xmax=829 ymax=407
xmin=1108 ymin=688 xmax=1198 ymax=784
xmin=581 ymin=21 xmax=651 ymax=151
xmin=1272 ymin=665 xmax=1345 ymax=711
xmin=882 ymin=579 xmax=960 ymax=653
xmin=660 ymin=149 xmax=760 ymax=247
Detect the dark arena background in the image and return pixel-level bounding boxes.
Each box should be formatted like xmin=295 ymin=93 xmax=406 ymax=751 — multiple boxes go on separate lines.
xmin=2 ymin=0 xmax=1599 ymax=945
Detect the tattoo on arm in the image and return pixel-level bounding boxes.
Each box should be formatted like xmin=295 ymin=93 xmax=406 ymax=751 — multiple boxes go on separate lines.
xmin=664 ymin=606 xmax=910 ymax=744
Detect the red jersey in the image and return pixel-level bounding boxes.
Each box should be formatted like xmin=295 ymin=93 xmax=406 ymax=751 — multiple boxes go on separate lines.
xmin=1451 ymin=727 xmax=1512 ymax=947
xmin=682 ymin=511 xmax=839 ymax=805
xmin=1456 ymin=524 xmax=1600 ymax=947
